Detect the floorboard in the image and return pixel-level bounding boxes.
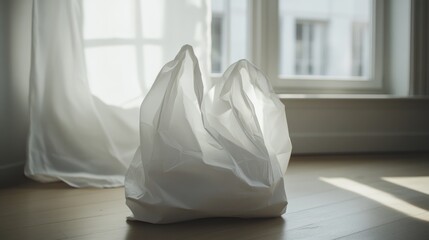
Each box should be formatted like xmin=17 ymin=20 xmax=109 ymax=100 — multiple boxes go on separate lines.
xmin=0 ymin=153 xmax=428 ymax=240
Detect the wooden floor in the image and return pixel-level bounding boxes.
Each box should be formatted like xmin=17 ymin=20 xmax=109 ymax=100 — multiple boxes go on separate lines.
xmin=1 ymin=153 xmax=428 ymax=240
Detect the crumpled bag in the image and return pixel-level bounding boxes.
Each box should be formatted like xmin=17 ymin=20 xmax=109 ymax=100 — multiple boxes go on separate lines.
xmin=125 ymin=45 xmax=292 ymax=224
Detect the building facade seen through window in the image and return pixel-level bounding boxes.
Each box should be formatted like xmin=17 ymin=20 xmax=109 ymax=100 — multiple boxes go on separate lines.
xmin=294 ymin=20 xmax=328 ymax=75
xmin=279 ymin=0 xmax=372 ymax=78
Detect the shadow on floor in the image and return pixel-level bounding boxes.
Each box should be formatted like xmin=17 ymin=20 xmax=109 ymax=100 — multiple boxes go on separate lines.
xmin=125 ymin=216 xmax=286 ymax=240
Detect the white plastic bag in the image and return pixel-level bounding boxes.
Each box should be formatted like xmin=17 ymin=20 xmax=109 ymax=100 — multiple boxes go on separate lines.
xmin=125 ymin=45 xmax=292 ymax=223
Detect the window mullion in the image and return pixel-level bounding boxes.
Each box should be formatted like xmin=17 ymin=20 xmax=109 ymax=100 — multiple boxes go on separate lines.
xmin=222 ymin=0 xmax=231 ymax=72
xmin=249 ymin=0 xmax=263 ymax=72
xmin=265 ymin=0 xmax=279 ymax=82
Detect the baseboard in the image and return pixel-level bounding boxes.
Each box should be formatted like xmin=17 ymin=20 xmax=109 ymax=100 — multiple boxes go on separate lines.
xmin=291 ymin=132 xmax=429 ymax=154
xmin=0 ymin=162 xmax=26 ymax=187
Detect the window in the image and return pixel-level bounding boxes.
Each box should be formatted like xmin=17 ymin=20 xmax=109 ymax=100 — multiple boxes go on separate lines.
xmin=82 ymin=0 xmax=168 ymax=107
xmin=210 ymin=0 xmax=250 ymax=74
xmin=211 ymin=0 xmax=382 ymax=94
xmin=82 ymin=0 xmax=206 ymax=107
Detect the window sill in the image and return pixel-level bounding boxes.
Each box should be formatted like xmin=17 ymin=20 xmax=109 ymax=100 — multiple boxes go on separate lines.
xmin=278 ymin=94 xmax=429 ymax=100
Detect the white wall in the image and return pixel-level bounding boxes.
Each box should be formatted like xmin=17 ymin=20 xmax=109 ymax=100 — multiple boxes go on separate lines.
xmin=0 ymin=0 xmax=11 ymax=184
xmin=0 ymin=0 xmax=32 ymax=186
xmin=283 ymin=97 xmax=429 ymax=154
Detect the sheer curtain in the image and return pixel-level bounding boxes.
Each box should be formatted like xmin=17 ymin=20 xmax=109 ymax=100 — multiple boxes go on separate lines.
xmin=25 ymin=0 xmax=210 ymax=187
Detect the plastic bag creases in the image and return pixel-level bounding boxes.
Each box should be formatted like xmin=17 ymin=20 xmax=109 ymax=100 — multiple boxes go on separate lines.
xmin=125 ymin=45 xmax=292 ymax=224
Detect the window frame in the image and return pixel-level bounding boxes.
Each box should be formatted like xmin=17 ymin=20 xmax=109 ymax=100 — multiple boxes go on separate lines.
xmin=240 ymin=0 xmax=385 ymax=94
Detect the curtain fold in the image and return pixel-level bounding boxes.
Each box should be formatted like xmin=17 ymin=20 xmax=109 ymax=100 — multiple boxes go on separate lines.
xmin=25 ymin=0 xmax=210 ymax=187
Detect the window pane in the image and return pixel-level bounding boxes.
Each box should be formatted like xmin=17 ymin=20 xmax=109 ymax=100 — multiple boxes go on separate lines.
xmin=85 ymin=46 xmax=141 ymax=107
xmin=279 ymin=0 xmax=372 ymax=78
xmin=83 ymin=0 xmax=135 ymax=39
xmin=211 ymin=0 xmax=249 ymax=74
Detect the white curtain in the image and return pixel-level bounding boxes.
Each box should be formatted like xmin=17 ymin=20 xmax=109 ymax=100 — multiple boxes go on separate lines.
xmin=25 ymin=0 xmax=210 ymax=187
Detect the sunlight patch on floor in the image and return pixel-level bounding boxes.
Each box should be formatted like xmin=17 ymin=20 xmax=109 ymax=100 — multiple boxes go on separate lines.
xmin=320 ymin=177 xmax=429 ymax=222
xmin=382 ymin=177 xmax=429 ymax=195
